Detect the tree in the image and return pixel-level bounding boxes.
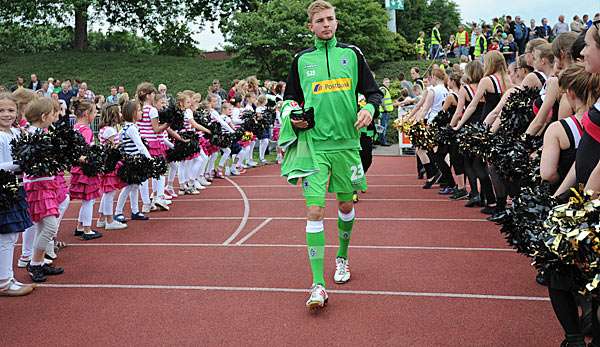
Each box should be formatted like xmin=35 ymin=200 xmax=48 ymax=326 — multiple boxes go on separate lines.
xmin=222 ymin=0 xmax=413 ymax=80
xmin=0 ymin=0 xmax=261 ymax=50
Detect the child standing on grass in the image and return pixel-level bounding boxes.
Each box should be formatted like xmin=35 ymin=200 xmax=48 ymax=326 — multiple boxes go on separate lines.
xmin=96 ymin=104 xmax=127 ymax=230
xmin=23 ymin=97 xmax=65 ymax=282
xmin=0 ymin=92 xmax=34 ymax=296
xmin=70 ymin=99 xmax=103 ymax=241
xmin=114 ymin=101 xmax=153 ymax=221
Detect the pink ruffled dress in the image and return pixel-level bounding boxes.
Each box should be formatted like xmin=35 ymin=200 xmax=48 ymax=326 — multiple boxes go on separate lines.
xmin=98 ymin=126 xmax=125 ymax=193
xmin=69 ymin=123 xmax=102 ymax=201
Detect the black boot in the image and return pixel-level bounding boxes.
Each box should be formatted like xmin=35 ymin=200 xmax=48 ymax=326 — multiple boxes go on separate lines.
xmin=560 ymin=334 xmax=586 ymax=347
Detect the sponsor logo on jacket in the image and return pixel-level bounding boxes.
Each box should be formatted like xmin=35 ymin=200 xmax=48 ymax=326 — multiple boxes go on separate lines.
xmin=311 ymin=78 xmax=352 ymax=95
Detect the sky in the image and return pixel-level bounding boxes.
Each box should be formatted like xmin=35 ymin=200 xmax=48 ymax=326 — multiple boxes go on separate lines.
xmin=193 ymin=0 xmax=600 ymax=51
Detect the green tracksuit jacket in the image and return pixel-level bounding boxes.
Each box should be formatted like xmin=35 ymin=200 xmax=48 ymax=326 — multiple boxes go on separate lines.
xmin=284 ymin=36 xmax=383 ymax=153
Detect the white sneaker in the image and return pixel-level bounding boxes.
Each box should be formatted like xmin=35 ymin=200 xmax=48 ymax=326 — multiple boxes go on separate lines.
xmin=178 ymin=182 xmax=188 ymax=195
xmin=306 ymin=284 xmax=328 ymax=309
xmin=198 ymin=177 xmax=211 ymax=186
xmin=230 ymin=167 xmax=240 ymax=176
xmin=17 ymin=257 xmax=52 ymax=268
xmin=334 ymin=257 xmax=351 ymax=284
xmin=105 ymin=221 xmax=128 ymax=230
xmin=96 ymin=219 xmax=106 ymax=228
xmin=142 ymin=204 xmax=152 ymax=214
xmin=153 ymin=198 xmax=170 ymax=211
xmin=248 ymin=161 xmax=258 ymax=167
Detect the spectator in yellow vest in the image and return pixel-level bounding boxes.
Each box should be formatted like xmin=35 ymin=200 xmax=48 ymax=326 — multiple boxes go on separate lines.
xmin=430 ymin=22 xmax=442 ymax=60
xmin=455 ymin=25 xmax=470 ymax=58
xmin=378 ymin=78 xmax=394 ymax=146
xmin=415 ymin=31 xmax=426 ymax=60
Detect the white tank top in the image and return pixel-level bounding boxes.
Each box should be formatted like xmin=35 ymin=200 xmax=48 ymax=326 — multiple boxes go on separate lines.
xmin=427 ymin=84 xmax=449 ymax=123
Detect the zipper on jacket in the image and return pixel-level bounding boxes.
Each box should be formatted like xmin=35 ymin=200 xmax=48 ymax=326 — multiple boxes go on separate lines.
xmin=325 ymin=42 xmax=331 ymax=78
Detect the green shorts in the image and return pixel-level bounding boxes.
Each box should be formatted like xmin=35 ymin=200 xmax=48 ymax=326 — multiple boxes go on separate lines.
xmin=301 ymin=150 xmax=367 ymax=207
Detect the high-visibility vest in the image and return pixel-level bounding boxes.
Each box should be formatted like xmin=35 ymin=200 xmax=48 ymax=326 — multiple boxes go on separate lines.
xmin=474 ymin=35 xmax=487 ymax=57
xmin=379 ymin=86 xmax=394 ymax=112
xmin=431 ymin=27 xmax=441 ymax=45
xmin=415 ymin=37 xmax=425 ymax=54
xmin=456 ymin=31 xmax=468 ymax=46
xmin=493 ymin=23 xmax=503 ymax=35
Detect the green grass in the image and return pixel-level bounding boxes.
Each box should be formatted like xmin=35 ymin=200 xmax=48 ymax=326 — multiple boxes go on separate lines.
xmin=0 ymin=51 xmax=245 ymax=96
xmin=1 ymin=51 xmax=448 ymax=96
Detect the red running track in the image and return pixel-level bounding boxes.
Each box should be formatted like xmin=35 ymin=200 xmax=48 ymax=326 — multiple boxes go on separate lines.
xmin=1 ymin=156 xmax=562 ymax=346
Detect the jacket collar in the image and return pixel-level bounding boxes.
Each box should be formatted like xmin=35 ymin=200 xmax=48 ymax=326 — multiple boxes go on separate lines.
xmin=314 ymin=36 xmax=337 ymax=50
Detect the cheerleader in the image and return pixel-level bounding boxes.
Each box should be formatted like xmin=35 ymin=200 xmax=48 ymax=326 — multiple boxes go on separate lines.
xmin=230 ymin=96 xmax=248 ymax=174
xmin=242 ymin=93 xmax=258 ymax=168
xmin=186 ymin=91 xmax=212 ymax=189
xmin=256 ymin=95 xmax=271 ymax=165
xmin=22 ymin=97 xmax=64 ymax=282
xmin=70 ymin=99 xmax=103 ymax=240
xmin=156 ymin=93 xmax=181 ymax=199
xmin=136 ymin=82 xmax=169 ymax=213
xmin=273 ymin=101 xmax=283 ymax=164
xmin=114 ymin=101 xmax=153 ymax=221
xmin=96 ymin=104 xmax=127 ymax=230
xmin=174 ymin=92 xmax=202 ymax=195
xmin=214 ymin=102 xmax=237 ymax=177
xmin=0 ymin=92 xmax=34 ymax=295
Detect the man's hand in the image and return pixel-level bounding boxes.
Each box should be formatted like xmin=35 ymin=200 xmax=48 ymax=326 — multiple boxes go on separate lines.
xmin=354 ymin=109 xmax=372 ymax=129
xmin=291 ymin=119 xmax=309 ymax=129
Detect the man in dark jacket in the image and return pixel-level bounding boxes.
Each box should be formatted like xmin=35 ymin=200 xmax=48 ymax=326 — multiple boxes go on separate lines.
xmin=28 ymin=74 xmax=41 ymax=91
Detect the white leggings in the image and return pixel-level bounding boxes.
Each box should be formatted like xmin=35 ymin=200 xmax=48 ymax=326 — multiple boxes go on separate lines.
xmin=167 ymin=162 xmax=178 ymax=187
xmin=116 ymin=184 xmax=140 ymax=215
xmin=139 ymin=180 xmax=151 ymax=205
xmin=33 ymin=216 xmax=59 ymax=252
xmin=219 ymin=148 xmax=231 ymax=168
xmin=152 ymin=176 xmax=166 ymax=198
xmin=246 ymin=141 xmax=256 ymax=163
xmin=78 ymin=199 xmax=95 ymax=227
xmin=99 ymin=191 xmax=116 ymax=216
xmin=236 ymin=147 xmax=248 ymax=167
xmin=208 ymin=153 xmax=218 ymax=174
xmin=0 ymin=233 xmax=18 ymax=283
xmin=259 ymin=138 xmax=269 ymax=161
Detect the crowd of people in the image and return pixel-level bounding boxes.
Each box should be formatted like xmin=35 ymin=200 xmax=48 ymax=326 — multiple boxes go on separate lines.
xmin=417 ymin=13 xmax=599 ymax=62
xmin=402 ymin=18 xmax=600 ymax=346
xmin=0 ymin=75 xmax=288 ymax=295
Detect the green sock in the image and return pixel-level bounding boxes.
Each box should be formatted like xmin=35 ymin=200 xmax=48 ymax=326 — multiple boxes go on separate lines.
xmin=337 ymin=213 xmax=354 ymax=259
xmin=306 ymin=231 xmax=325 ymax=286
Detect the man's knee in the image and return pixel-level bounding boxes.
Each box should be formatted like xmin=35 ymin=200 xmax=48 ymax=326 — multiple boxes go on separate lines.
xmin=338 ymin=201 xmax=354 ymax=214
xmin=307 ymin=205 xmax=325 ymax=221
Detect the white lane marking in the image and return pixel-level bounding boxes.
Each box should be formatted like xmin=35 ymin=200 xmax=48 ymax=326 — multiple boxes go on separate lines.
xmin=230 ymin=174 xmax=415 ymax=178
xmin=196 ymin=184 xmax=423 ymax=189
xmin=36 ymin=243 xmax=512 ymax=253
xmin=235 ymin=218 xmax=273 ymax=245
xmin=222 ymin=177 xmax=250 ymax=245
xmin=36 ymin=283 xmax=549 ymax=302
xmin=62 ymin=217 xmax=487 ymax=222
xmin=70 ymin=198 xmax=449 ymax=203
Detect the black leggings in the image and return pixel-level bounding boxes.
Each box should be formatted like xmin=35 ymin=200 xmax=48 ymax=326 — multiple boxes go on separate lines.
xmin=473 ymin=158 xmax=496 ymax=205
xmin=434 ymin=146 xmax=455 ymax=187
xmin=449 ymin=144 xmax=465 ymax=176
xmin=360 ymin=135 xmax=373 ymax=174
xmin=549 ymin=287 xmax=600 ymax=343
xmin=463 ymin=155 xmax=479 ymax=196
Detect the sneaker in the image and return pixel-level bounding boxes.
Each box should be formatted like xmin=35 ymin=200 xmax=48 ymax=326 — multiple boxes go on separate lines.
xmin=248 ymin=161 xmax=258 ymax=167
xmin=80 ymin=230 xmax=103 ymax=241
xmin=45 ymin=242 xmax=58 ymax=260
xmin=131 ymin=212 xmax=149 ymax=221
xmin=41 ymin=264 xmax=64 ymax=276
xmin=114 ymin=214 xmax=128 ymax=223
xmin=188 ymin=187 xmax=200 ymax=195
xmin=334 ymin=257 xmax=351 ymax=284
xmin=306 ymin=284 xmax=328 ymax=310
xmin=105 ymin=221 xmax=128 ymax=230
xmin=198 ymin=177 xmax=211 ymax=186
xmin=142 ymin=204 xmax=152 ymax=214
xmin=44 ymin=253 xmax=57 ymax=261
xmin=27 ymin=264 xmax=47 ymax=283
xmin=153 ymin=198 xmax=170 ymax=211
xmin=150 ymin=203 xmax=159 ymax=212
xmin=165 ymin=188 xmax=178 ymax=198
xmin=480 ymin=206 xmax=497 ymax=215
xmin=465 ymin=195 xmax=482 ymax=208
xmin=0 ymin=278 xmax=34 ymax=297
xmin=74 ymin=228 xmax=84 ymax=237
xmin=230 ymin=167 xmax=240 ymax=176
xmin=96 ymin=219 xmax=106 ymax=228
xmin=422 ymin=172 xmax=442 ymax=189
xmin=18 ymin=257 xmax=51 ymax=268
xmin=352 ymin=193 xmax=359 ymax=203
xmin=438 ymin=187 xmax=454 ymax=195
xmin=450 ymin=188 xmax=469 ymax=200
xmin=260 ymin=160 xmax=268 ymax=165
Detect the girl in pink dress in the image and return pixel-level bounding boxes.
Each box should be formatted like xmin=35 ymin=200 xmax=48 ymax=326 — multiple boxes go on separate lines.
xmin=69 ymin=99 xmax=103 ymax=240
xmin=22 ymin=97 xmax=64 ymax=282
xmin=96 ymin=104 xmax=127 ymax=230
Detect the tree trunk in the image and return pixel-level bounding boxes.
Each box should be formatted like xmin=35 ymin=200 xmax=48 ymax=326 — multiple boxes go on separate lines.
xmin=73 ymin=3 xmax=89 ymax=50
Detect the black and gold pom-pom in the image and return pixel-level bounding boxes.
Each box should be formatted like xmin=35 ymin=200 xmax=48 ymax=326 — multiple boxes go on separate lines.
xmin=542 ymin=187 xmax=600 ymax=294
xmin=407 ymin=121 xmax=436 ymax=150
xmin=150 ymin=157 xmax=168 ymax=179
xmin=455 ymin=123 xmax=492 ymax=158
xmin=165 ymin=131 xmax=200 ymax=163
xmin=49 ymin=118 xmax=87 ymax=170
xmin=11 ymin=131 xmax=63 ymax=177
xmin=79 ymin=145 xmax=104 ymax=177
xmin=498 ymin=87 xmax=540 ymax=137
xmin=102 ymin=145 xmax=122 ymax=173
xmin=429 ymin=111 xmax=454 ymax=146
xmin=117 ymin=154 xmax=153 ymax=185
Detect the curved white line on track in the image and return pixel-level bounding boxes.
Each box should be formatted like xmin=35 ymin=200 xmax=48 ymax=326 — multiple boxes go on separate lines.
xmin=222 ymin=177 xmax=250 ymax=245
xmin=37 ymin=283 xmax=549 ymax=302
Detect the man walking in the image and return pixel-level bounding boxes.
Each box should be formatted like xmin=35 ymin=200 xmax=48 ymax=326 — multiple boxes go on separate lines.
xmin=280 ymin=0 xmax=382 ymax=310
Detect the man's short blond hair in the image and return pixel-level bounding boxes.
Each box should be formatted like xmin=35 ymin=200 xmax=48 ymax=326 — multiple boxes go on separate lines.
xmin=307 ymin=0 xmax=335 ymax=23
